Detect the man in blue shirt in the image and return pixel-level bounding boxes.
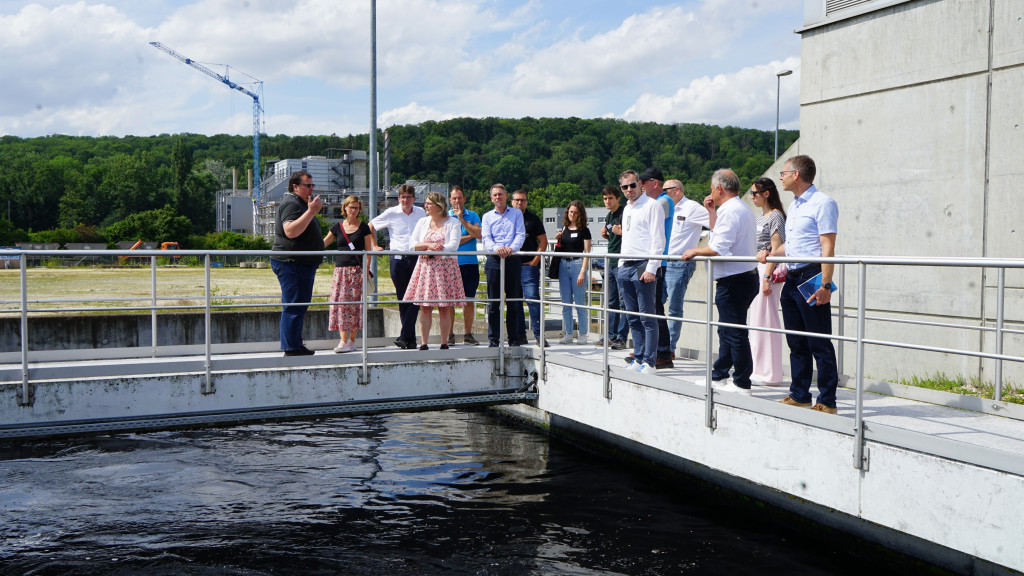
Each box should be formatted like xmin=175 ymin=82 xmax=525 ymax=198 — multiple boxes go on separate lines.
xmin=767 ymin=155 xmax=840 ymax=414
xmin=446 ymin=186 xmax=482 ymax=345
xmin=481 ymin=183 xmax=526 ymax=347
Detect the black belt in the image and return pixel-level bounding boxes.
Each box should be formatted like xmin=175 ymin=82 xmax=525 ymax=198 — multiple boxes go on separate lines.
xmin=621 ymin=259 xmax=646 ymax=266
xmin=789 ymin=264 xmax=822 ymax=281
xmin=562 ymin=257 xmax=581 ymax=261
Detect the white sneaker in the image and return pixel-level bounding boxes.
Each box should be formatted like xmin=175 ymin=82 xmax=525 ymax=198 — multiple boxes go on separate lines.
xmin=557 ymin=334 xmax=574 ymax=345
xmin=637 ymin=362 xmax=656 ymax=375
xmin=716 ymin=381 xmax=752 ymax=396
xmin=576 ymin=334 xmax=591 ymax=345
xmin=624 ymin=360 xmax=641 ymax=371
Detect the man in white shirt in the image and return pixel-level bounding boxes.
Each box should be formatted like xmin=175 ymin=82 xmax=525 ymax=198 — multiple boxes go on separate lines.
xmin=683 ymin=169 xmax=758 ymax=393
xmin=369 ymin=184 xmax=426 ymax=349
xmin=663 ymin=179 xmax=709 ymax=355
xmin=617 ymin=169 xmax=666 ymax=375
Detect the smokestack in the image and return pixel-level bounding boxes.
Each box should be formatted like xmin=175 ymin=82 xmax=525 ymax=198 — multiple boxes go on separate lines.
xmin=232 ymin=167 xmax=238 ymax=191
xmin=247 ymin=169 xmax=253 ymax=192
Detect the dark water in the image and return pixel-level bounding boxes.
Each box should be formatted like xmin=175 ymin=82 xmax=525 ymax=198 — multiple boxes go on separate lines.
xmin=1 ymin=410 xmax=937 ymax=575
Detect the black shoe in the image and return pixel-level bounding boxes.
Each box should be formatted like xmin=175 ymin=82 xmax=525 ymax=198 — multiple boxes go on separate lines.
xmin=488 ymin=341 xmax=499 ymax=347
xmin=440 ymin=344 xmax=449 ymax=350
xmin=284 ymin=345 xmax=315 ymax=356
xmin=610 ymin=339 xmax=627 ymax=350
xmin=624 ymin=353 xmax=635 ymax=364
xmin=394 ymin=337 xmax=407 ymax=349
xmin=419 ymin=344 xmax=429 ymax=351
xmin=655 ymin=356 xmax=674 ymax=369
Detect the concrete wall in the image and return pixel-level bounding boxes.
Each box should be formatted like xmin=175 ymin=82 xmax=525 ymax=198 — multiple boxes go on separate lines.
xmin=0 ymin=310 xmax=384 ymax=352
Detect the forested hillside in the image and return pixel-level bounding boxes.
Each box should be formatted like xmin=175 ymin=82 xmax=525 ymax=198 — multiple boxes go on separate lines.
xmin=0 ymin=118 xmax=795 ymax=246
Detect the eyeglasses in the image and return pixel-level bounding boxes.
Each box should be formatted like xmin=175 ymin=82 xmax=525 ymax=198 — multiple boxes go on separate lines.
xmin=620 ymin=182 xmax=638 ymax=190
xmin=511 ymin=197 xmax=527 ymax=202
xmin=299 ymin=183 xmax=315 ymax=189
xmin=779 ymin=170 xmax=795 ymax=177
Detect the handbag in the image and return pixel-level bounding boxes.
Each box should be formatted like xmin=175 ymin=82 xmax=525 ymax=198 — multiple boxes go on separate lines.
xmin=771 ymin=263 xmax=787 ymax=283
xmin=547 ymin=228 xmax=566 ymax=280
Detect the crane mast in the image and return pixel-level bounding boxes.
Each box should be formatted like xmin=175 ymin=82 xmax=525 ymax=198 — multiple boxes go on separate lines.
xmin=149 ymin=42 xmax=264 ymax=231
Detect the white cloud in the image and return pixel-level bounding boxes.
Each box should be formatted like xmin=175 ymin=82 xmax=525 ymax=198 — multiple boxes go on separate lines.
xmin=379 ymin=102 xmax=456 ymax=128
xmin=622 ymin=57 xmax=801 ymax=129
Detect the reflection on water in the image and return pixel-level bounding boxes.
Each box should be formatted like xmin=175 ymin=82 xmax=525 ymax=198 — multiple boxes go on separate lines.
xmin=1 ymin=410 xmax=935 ymax=575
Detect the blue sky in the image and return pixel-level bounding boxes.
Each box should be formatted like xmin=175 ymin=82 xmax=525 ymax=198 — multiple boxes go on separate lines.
xmin=0 ymin=0 xmax=804 ymax=138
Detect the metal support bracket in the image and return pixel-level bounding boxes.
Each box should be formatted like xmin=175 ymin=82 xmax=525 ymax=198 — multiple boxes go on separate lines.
xmin=856 ymin=446 xmax=870 ymax=471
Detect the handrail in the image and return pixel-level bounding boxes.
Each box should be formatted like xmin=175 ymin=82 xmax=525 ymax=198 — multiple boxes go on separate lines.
xmin=4 ymin=247 xmax=1023 ymax=474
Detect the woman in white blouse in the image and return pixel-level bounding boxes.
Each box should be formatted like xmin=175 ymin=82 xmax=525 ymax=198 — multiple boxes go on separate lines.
xmin=404 ymin=191 xmax=465 ymax=350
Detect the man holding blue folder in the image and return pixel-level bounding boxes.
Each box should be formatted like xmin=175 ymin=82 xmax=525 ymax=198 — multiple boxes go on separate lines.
xmin=771 ymin=155 xmax=840 ymax=414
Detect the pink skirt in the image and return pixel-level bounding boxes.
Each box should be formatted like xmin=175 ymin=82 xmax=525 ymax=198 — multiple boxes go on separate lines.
xmin=329 ymin=266 xmax=363 ymax=332
xmin=749 ymin=262 xmax=784 ymax=385
xmin=405 ymin=256 xmax=465 ymax=307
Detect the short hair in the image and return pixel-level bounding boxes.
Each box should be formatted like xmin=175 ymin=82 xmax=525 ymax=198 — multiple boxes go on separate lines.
xmin=341 ymin=194 xmax=362 ymax=214
xmin=490 ymin=183 xmax=507 ymax=195
xmin=289 ymin=171 xmax=311 ymax=192
xmin=425 ymin=191 xmax=448 ymax=214
xmin=752 ymin=177 xmax=786 ymax=218
xmin=511 ymin=189 xmax=527 ymax=199
xmin=450 ymin=185 xmax=464 ymax=198
xmin=619 ymin=169 xmax=639 ymax=182
xmin=788 ymin=155 xmax=816 ymax=183
xmin=711 ymin=169 xmax=740 ymax=193
xmin=602 ymin=185 xmax=621 ymax=199
xmin=398 ymin=183 xmax=416 ymax=197
xmin=562 ymin=200 xmax=588 ymax=228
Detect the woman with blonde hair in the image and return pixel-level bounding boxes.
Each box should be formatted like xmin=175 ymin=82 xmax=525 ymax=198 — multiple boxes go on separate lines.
xmin=405 ymin=191 xmax=465 ymax=350
xmin=749 ymin=177 xmax=787 ymax=385
xmin=323 ymin=195 xmax=373 ymax=353
xmin=555 ymin=200 xmax=592 ymax=344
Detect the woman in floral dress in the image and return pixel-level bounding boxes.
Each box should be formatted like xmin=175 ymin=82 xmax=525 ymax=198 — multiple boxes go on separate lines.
xmin=323 ymin=195 xmax=373 ymax=353
xmin=405 ymin=191 xmax=464 ymax=350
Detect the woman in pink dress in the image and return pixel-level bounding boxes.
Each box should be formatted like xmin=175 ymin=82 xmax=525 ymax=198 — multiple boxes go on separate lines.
xmin=405 ymin=191 xmax=464 ymax=350
xmin=749 ymin=177 xmax=787 ymax=385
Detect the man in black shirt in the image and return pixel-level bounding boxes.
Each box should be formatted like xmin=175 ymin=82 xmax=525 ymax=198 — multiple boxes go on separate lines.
xmin=511 ymin=190 xmax=548 ymax=345
xmin=600 ymin=186 xmax=628 ymax=350
xmin=270 ymin=171 xmax=324 ymax=356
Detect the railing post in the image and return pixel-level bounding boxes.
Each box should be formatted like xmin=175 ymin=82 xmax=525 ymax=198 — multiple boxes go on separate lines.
xmin=994 ymin=267 xmax=1005 ymax=402
xmin=203 ymin=254 xmax=214 ymax=395
xmin=602 ymin=255 xmax=611 ymax=399
xmin=360 ymin=252 xmax=369 ymax=385
xmin=705 ymin=259 xmax=716 ymax=430
xmin=18 ymin=254 xmax=30 ymax=406
xmin=498 ymin=254 xmax=505 ymax=376
xmin=151 ymin=256 xmax=158 ymax=357
xmin=854 ymin=261 xmax=868 ymax=470
xmin=539 ymin=252 xmax=547 ymax=380
xmin=837 ymin=263 xmax=845 ymax=377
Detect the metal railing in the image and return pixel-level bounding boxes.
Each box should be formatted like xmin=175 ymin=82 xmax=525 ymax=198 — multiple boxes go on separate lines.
xmin=3 ymin=248 xmax=1023 ymax=472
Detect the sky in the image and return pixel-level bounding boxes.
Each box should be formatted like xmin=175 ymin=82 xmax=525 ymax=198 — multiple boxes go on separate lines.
xmin=0 ymin=0 xmax=805 ymax=139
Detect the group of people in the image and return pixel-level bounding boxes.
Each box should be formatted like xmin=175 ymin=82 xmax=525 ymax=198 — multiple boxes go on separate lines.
xmin=269 ymin=153 xmax=841 ymax=414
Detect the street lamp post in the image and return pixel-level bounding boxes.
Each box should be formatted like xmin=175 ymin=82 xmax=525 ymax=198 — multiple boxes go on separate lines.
xmin=775 ymin=69 xmax=793 ymax=162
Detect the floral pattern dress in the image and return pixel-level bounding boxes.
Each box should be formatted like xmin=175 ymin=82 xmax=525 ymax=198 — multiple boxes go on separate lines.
xmin=405 ymin=226 xmax=465 ymax=307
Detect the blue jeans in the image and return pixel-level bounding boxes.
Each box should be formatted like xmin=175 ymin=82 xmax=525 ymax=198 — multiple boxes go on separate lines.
xmin=520 ymin=263 xmax=541 ymax=339
xmin=780 ymin=265 xmax=839 ymax=407
xmin=485 ymin=255 xmax=524 ymax=345
xmin=617 ymin=261 xmax=658 ymax=365
xmin=558 ymin=258 xmax=588 ymax=335
xmin=606 ymin=266 xmax=628 ymax=341
xmin=270 ymin=259 xmax=318 ymax=351
xmin=664 ymin=260 xmax=696 ymax=351
xmin=711 ymin=271 xmax=759 ymax=388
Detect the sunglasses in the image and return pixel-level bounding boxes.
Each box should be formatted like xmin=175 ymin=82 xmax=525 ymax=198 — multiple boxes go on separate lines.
xmin=620 ymin=182 xmax=638 ymax=190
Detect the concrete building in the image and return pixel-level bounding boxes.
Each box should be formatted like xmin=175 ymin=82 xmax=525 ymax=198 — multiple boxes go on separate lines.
xmin=674 ymin=0 xmax=1024 ymax=384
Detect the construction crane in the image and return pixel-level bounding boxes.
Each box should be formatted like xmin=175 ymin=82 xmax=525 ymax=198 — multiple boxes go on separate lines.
xmin=149 ymin=41 xmax=264 ymax=232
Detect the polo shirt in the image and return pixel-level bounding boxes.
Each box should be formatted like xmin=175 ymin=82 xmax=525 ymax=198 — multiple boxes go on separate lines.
xmin=667 ymin=197 xmax=709 ymax=256
xmin=448 ymin=208 xmax=481 ymax=266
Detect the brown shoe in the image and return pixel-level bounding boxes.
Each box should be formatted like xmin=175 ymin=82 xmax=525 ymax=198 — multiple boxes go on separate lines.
xmin=779 ymin=396 xmax=811 ymax=408
xmin=811 ymin=403 xmax=837 ymax=414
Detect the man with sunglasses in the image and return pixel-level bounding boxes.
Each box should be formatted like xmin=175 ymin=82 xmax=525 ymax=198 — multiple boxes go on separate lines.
xmin=617 ymin=170 xmax=666 ymax=375
xmin=270 ymin=171 xmax=324 ymax=356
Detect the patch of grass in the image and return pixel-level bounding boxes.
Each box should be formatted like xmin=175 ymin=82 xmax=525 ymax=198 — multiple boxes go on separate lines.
xmin=898 ymin=372 xmax=1024 ymax=405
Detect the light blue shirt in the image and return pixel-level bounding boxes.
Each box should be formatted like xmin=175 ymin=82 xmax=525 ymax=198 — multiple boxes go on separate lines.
xmin=448 ymin=208 xmax=481 ymax=266
xmin=785 ymin=185 xmax=839 ymax=270
xmin=481 ymin=206 xmax=526 ymax=253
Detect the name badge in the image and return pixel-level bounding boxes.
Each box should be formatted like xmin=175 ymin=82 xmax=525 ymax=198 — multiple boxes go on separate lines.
xmin=347 ymin=242 xmax=356 ymax=251
xmin=570 ymin=233 xmax=578 ymax=238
